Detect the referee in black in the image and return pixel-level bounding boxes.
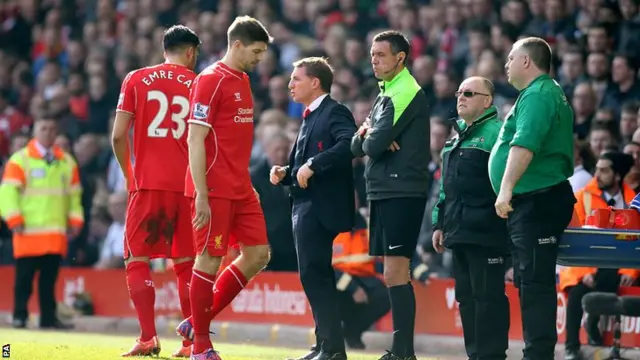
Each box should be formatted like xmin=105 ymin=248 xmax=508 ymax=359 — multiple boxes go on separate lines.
xmin=489 ymin=37 xmax=575 ymax=360
xmin=351 ymin=30 xmax=429 ymax=360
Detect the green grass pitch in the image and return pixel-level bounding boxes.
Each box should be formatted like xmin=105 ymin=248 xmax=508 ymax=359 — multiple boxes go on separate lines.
xmin=0 ymin=328 xmax=444 ymax=360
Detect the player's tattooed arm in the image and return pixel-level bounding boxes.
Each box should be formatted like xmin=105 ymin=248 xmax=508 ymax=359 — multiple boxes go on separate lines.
xmin=111 ymin=111 xmax=133 ymax=186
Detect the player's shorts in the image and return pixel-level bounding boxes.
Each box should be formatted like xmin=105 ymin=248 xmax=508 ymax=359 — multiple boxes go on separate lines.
xmin=369 ymin=197 xmax=427 ymax=258
xmin=192 ymin=194 xmax=268 ymax=257
xmin=124 ymin=190 xmax=195 ymax=259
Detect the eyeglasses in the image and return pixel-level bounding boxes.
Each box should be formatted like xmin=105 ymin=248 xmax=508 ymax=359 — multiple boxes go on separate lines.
xmin=455 ymin=91 xmax=491 ymax=98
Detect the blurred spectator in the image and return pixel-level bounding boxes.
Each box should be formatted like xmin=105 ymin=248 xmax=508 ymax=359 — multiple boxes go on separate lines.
xmin=94 ymin=191 xmax=126 ymax=269
xmin=570 ymin=138 xmax=596 ymax=192
xmin=623 ymin=140 xmax=640 ymax=192
xmin=250 ymin=130 xmax=296 ymax=272
xmin=572 ymin=82 xmax=597 ymax=140
xmin=620 ymin=101 xmax=640 ymax=145
xmin=589 ymin=121 xmax=618 ymax=156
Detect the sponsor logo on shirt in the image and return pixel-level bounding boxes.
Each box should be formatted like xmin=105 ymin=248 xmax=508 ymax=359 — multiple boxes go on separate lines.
xmin=234 ymin=108 xmax=254 ymax=123
xmin=193 ymin=102 xmax=210 ymax=120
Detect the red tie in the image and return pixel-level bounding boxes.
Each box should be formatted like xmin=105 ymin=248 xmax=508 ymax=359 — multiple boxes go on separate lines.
xmin=303 ymin=108 xmax=310 ymax=119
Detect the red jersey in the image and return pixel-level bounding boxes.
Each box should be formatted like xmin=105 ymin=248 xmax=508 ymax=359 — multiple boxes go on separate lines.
xmin=185 ymin=62 xmax=255 ymax=200
xmin=116 ymin=63 xmax=196 ymax=193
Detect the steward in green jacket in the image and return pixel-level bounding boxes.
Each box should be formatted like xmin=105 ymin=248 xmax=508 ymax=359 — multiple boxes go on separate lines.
xmin=432 ymin=104 xmax=509 ymax=251
xmin=431 ymin=76 xmax=510 ymax=360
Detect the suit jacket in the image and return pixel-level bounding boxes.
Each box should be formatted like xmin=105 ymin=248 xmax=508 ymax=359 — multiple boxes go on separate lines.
xmin=283 ymin=96 xmax=357 ymax=234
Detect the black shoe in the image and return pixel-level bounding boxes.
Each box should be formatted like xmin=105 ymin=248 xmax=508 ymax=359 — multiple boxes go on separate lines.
xmin=287 ymin=345 xmax=320 ymax=360
xmin=564 ymin=349 xmax=582 ymax=360
xmin=40 ymin=319 xmax=74 ymax=330
xmin=345 ymin=336 xmax=365 ymax=350
xmin=311 ymin=351 xmax=347 ymax=360
xmin=12 ymin=318 xmax=26 ymax=329
xmin=378 ymin=351 xmax=417 ymax=360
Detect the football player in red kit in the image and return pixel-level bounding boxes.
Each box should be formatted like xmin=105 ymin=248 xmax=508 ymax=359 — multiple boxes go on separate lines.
xmin=177 ymin=16 xmax=272 ymax=360
xmin=111 ymin=25 xmax=200 ymax=358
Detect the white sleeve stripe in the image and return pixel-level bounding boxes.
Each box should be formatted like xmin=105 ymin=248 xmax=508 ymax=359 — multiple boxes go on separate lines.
xmin=188 ymin=119 xmax=212 ymax=128
xmin=115 ymin=109 xmax=134 ymax=114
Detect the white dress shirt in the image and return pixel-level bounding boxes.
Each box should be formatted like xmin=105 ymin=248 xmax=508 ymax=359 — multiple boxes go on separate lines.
xmin=305 ymin=94 xmax=329 ymax=114
xmin=603 ymin=191 xmax=625 ymax=209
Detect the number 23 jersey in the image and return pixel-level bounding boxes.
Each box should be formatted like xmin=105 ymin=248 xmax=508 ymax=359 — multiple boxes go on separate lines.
xmin=116 ymin=63 xmax=196 ymax=193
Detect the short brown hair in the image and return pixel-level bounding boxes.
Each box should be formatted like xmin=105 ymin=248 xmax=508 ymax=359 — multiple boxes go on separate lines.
xmin=516 ymin=37 xmax=552 ymax=73
xmin=227 ymin=16 xmax=273 ymax=46
xmin=293 ymin=57 xmax=334 ymax=93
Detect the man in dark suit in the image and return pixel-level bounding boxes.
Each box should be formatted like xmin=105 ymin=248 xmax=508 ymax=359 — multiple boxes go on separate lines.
xmin=271 ymin=57 xmax=357 ymax=360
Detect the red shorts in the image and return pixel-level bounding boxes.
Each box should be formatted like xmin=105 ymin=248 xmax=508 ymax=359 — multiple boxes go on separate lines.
xmin=124 ymin=190 xmax=195 ymax=259
xmin=192 ymin=194 xmax=268 ymax=257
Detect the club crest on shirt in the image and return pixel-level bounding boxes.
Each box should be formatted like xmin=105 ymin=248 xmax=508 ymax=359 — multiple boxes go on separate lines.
xmin=214 ymin=234 xmax=223 ymax=249
xmin=234 ymin=92 xmax=242 ymax=102
xmin=193 ymin=102 xmax=210 ymax=120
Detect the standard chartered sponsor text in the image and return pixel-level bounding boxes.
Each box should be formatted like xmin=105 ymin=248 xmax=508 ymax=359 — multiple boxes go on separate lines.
xmin=235 ymin=108 xmax=254 ymax=123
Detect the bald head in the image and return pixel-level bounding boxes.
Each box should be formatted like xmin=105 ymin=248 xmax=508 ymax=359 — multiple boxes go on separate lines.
xmin=456 ymin=76 xmax=494 ymax=123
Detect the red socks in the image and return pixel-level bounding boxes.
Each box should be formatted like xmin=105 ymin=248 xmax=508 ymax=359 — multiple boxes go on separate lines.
xmin=126 ymin=261 xmax=157 ymax=342
xmin=190 ymin=269 xmax=216 ymax=354
xmin=173 ymin=260 xmax=194 ymax=347
xmin=183 ymin=264 xmax=249 ymax=324
xmin=211 ymin=264 xmax=248 ymax=317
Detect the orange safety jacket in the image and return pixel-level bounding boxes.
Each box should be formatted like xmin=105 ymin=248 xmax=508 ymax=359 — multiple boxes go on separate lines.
xmin=573 ymin=177 xmax=637 ymax=225
xmin=559 ymin=178 xmax=639 ymax=291
xmin=0 ymin=140 xmax=84 ymax=258
xmin=332 ymin=229 xmax=376 ymax=278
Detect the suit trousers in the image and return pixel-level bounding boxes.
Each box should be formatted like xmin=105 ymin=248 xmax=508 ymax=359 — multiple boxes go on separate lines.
xmin=453 ymin=245 xmax=509 ymax=360
xmin=292 ymin=199 xmax=345 ymax=352
xmin=14 ymin=254 xmax=62 ymax=326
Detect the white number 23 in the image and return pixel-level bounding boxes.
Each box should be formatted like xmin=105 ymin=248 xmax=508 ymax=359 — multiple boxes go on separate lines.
xmin=146 ymin=90 xmax=189 ymax=139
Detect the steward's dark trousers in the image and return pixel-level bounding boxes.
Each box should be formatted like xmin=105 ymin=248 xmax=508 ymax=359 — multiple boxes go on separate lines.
xmin=453 ymin=245 xmax=509 ymax=360
xmin=508 ymin=181 xmax=575 ymax=360
xmin=14 ymin=254 xmax=62 ymax=326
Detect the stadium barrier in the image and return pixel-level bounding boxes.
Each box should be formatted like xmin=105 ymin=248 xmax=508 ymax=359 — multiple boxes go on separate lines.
xmin=0 ymin=266 xmax=639 ymax=347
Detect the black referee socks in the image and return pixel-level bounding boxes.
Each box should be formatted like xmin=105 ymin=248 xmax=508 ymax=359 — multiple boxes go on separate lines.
xmin=389 ymin=282 xmax=416 ymax=357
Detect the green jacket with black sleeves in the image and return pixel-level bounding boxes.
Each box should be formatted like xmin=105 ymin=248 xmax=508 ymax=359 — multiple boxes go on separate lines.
xmin=431 ymin=106 xmax=508 ymax=251
xmin=350 ymin=68 xmax=430 ymax=200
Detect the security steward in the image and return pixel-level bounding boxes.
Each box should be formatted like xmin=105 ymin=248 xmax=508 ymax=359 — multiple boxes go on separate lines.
xmin=333 ymin=222 xmax=390 ymax=350
xmin=489 ymin=37 xmax=576 ymax=360
xmin=432 ymin=77 xmax=510 ymax=360
xmin=0 ymin=116 xmax=83 ymax=329
xmin=562 ymin=151 xmax=638 ymax=360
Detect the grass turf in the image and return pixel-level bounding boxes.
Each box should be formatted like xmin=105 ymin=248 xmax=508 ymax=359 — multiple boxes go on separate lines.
xmin=0 ymin=328 xmax=442 ymax=360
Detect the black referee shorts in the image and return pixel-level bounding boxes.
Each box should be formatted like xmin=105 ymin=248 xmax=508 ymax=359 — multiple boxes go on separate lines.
xmin=369 ymin=197 xmax=427 ymax=258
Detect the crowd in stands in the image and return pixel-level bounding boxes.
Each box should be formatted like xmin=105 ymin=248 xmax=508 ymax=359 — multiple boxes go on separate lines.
xmin=1 ymin=0 xmax=640 ymax=280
